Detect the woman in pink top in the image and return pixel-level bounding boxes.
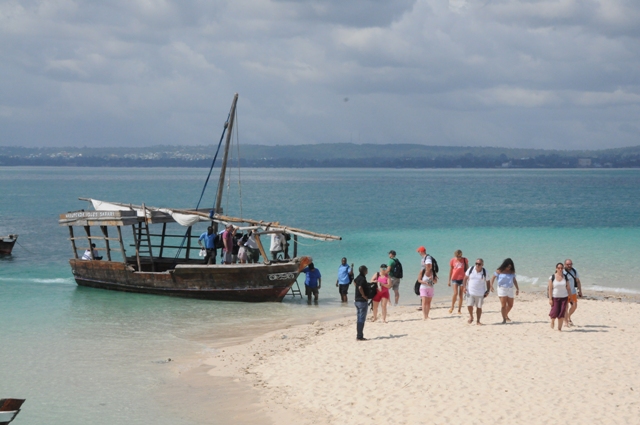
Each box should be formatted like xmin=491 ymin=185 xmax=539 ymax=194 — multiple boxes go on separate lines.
xmin=448 ymin=249 xmax=469 ymax=314
xmin=371 ymin=264 xmax=391 ymax=323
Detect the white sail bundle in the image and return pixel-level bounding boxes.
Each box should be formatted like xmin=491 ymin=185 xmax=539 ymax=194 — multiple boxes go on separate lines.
xmin=86 ymin=198 xmax=340 ymax=241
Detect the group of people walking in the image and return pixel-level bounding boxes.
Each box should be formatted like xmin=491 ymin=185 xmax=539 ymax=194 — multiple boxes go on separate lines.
xmin=547 ymin=259 xmax=582 ymax=331
xmin=344 ymin=247 xmax=582 ymax=340
xmin=299 ymin=246 xmax=583 ymax=340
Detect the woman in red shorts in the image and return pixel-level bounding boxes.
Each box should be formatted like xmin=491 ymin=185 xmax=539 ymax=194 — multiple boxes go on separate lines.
xmin=372 ymin=264 xmax=391 ymax=323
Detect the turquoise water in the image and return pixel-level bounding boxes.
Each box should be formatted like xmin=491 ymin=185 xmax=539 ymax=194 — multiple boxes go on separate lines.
xmin=1 ymin=167 xmax=640 ymax=424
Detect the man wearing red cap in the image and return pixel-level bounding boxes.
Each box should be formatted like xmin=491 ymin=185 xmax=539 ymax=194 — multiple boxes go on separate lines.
xmin=417 ymin=246 xmax=427 ymax=269
xmin=417 ymin=246 xmax=437 ymax=284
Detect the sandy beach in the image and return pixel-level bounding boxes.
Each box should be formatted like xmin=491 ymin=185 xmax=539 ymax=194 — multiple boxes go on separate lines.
xmin=190 ymin=291 xmax=640 ymax=424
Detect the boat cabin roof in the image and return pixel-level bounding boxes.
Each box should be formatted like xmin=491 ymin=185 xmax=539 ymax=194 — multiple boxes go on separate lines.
xmin=58 ymin=210 xmax=180 ymax=227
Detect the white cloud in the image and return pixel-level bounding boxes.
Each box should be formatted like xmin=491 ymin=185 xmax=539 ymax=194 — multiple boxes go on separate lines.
xmin=1 ymin=0 xmax=640 ymax=149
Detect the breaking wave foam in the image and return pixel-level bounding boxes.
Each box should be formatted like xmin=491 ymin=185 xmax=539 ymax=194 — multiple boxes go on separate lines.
xmin=0 ymin=277 xmax=74 ymax=285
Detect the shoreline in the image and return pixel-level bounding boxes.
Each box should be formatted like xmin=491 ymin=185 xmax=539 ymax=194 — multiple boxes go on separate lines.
xmin=168 ymin=288 xmax=640 ymax=424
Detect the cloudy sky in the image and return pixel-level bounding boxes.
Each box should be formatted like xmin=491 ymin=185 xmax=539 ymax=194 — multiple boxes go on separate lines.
xmin=1 ymin=0 xmax=639 ymax=149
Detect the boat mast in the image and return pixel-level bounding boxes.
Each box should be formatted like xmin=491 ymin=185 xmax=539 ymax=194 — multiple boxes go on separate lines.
xmin=214 ymin=93 xmax=239 ymax=217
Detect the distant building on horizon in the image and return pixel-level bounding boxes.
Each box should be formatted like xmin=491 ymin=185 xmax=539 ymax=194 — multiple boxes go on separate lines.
xmin=578 ymin=158 xmax=592 ymax=167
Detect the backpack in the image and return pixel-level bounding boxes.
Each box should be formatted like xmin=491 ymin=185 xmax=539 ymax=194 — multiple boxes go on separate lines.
xmin=345 ymin=264 xmax=354 ymax=284
xmin=390 ymin=258 xmax=404 ymax=279
xmin=461 ymin=257 xmax=469 ymax=273
xmin=414 ymin=269 xmax=434 ymax=296
xmin=213 ymin=234 xmax=224 ymax=250
xmin=564 ymin=268 xmax=578 ymax=288
xmin=548 ymin=273 xmax=568 ymax=297
xmin=426 ymin=254 xmax=439 ymax=277
xmin=368 ymin=281 xmax=378 ymax=302
xmin=466 ymin=266 xmax=486 ymax=279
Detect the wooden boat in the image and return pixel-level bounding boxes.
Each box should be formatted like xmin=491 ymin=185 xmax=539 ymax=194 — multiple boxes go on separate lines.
xmin=0 ymin=235 xmax=18 ymax=255
xmin=59 ymin=94 xmax=340 ymax=302
xmin=0 ymin=399 xmax=25 ymax=425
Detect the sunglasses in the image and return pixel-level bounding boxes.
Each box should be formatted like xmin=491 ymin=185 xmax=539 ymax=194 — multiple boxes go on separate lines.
xmin=475 ymin=262 xmax=482 ymax=265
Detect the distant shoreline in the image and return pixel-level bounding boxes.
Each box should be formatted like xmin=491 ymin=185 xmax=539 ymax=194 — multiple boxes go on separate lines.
xmin=1 ymin=159 xmax=638 ymax=169
xmin=2 ymin=143 xmax=639 ymax=168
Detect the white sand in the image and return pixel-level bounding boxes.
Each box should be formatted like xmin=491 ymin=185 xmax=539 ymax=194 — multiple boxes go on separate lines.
xmin=202 ymin=292 xmax=640 ymax=424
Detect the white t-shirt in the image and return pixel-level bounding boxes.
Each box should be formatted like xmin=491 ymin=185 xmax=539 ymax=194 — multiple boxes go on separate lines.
xmin=466 ymin=267 xmax=488 ymax=296
xmin=245 ymin=234 xmax=258 ymax=249
xmin=551 ymin=276 xmax=569 ymax=298
xmin=82 ymin=249 xmax=97 ymax=260
xmin=270 ymin=233 xmax=284 ymax=252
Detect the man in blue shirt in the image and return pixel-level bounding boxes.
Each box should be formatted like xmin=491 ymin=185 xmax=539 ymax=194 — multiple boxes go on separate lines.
xmin=198 ymin=226 xmax=217 ymax=265
xmin=335 ymin=257 xmax=353 ymax=303
xmin=302 ymin=262 xmax=322 ymax=303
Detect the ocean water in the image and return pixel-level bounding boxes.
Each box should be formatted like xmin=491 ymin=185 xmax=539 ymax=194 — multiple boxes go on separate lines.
xmin=1 ymin=166 xmax=640 ymax=424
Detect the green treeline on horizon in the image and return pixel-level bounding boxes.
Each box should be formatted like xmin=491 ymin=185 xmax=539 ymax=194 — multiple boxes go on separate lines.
xmin=1 ymin=143 xmax=640 ymax=168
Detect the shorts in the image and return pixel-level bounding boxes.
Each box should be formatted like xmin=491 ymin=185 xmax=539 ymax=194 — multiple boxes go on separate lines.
xmin=568 ymin=293 xmax=578 ymax=304
xmin=419 ymin=285 xmax=434 ymax=298
xmin=224 ymin=251 xmax=233 ymax=263
xmin=373 ymin=290 xmax=389 ymax=302
xmin=466 ymin=294 xmax=485 ymax=308
xmin=390 ymin=277 xmax=401 ymax=290
xmin=497 ymin=286 xmax=515 ymax=298
xmin=452 ymin=279 xmax=464 ymax=286
xmin=338 ymin=284 xmax=350 ymax=295
xmin=305 ymin=286 xmax=319 ymax=297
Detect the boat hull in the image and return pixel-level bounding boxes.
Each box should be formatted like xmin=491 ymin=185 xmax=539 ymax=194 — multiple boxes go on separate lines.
xmin=0 ymin=236 xmax=17 ymax=255
xmin=0 ymin=399 xmax=25 ymax=425
xmin=69 ymin=258 xmax=307 ymax=302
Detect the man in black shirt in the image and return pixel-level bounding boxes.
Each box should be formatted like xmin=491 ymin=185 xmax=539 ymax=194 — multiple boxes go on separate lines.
xmin=354 ymin=265 xmax=370 ymax=341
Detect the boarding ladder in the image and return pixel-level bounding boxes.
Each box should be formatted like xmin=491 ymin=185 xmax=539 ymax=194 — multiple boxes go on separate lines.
xmin=132 ymin=204 xmax=155 ymax=272
xmin=288 ymin=277 xmax=303 ymax=298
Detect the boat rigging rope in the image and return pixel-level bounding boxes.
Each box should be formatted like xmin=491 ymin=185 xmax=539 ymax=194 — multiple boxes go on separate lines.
xmin=174 ymin=111 xmax=230 ymax=261
xmin=224 ymin=108 xmax=243 ymax=220
xmin=196 ymin=113 xmax=230 ymax=211
xmin=234 ymin=109 xmax=244 ymax=220
xmin=15 ymin=240 xmax=36 ymax=254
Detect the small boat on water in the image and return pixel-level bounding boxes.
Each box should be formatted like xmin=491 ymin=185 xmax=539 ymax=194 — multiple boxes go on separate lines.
xmin=0 ymin=235 xmax=18 ymax=255
xmin=59 ymin=94 xmax=340 ymax=302
xmin=0 ymin=399 xmax=25 ymax=425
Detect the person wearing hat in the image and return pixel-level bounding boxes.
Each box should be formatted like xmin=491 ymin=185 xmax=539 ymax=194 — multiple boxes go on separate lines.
xmin=417 ymin=246 xmax=428 ymax=269
xmin=387 ymin=250 xmax=402 ymax=306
